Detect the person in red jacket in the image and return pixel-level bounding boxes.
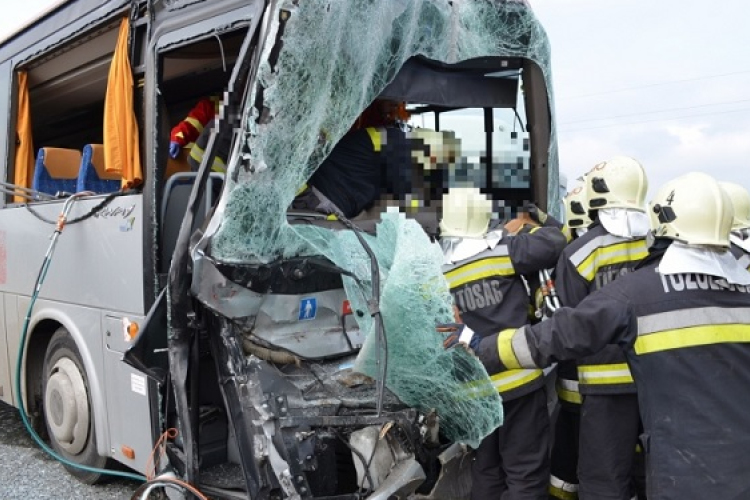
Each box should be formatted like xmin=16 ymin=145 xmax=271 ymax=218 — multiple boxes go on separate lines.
xmin=169 ymin=96 xmax=221 ymax=158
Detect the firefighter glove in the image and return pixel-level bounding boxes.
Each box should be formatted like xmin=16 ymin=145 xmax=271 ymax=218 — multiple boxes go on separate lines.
xmin=440 ymin=323 xmax=480 ymax=351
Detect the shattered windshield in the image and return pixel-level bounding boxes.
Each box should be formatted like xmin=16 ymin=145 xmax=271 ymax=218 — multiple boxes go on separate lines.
xmin=207 ymin=0 xmax=556 ymax=447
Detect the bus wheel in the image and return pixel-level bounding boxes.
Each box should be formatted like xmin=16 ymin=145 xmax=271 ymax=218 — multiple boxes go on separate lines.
xmin=43 ymin=327 xmax=108 ymax=484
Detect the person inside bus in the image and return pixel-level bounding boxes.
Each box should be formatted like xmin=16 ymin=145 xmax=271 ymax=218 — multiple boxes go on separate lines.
xmin=169 ymin=95 xmax=221 ymax=159
xmin=291 ymin=98 xmax=425 ymax=219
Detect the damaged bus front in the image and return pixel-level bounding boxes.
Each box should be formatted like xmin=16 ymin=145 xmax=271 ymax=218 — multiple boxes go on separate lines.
xmin=134 ymin=0 xmax=558 ymax=497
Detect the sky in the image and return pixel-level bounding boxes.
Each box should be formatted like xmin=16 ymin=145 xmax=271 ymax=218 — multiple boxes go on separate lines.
xmin=4 ymin=0 xmax=749 ymax=199
xmin=531 ymin=0 xmax=750 ymax=196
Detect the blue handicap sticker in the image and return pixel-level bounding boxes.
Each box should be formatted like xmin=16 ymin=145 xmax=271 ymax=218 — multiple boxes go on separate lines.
xmin=299 ymin=297 xmax=317 ymax=321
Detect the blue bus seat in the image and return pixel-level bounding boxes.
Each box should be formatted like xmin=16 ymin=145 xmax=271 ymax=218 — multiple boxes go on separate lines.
xmin=32 ymin=147 xmax=81 ymax=196
xmin=76 ymin=144 xmax=121 ymax=193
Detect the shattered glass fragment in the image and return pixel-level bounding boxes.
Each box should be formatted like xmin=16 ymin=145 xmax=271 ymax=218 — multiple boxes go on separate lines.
xmin=208 ymin=0 xmax=557 ymax=446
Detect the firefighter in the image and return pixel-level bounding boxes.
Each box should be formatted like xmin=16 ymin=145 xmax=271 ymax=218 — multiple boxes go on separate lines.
xmin=548 ymin=181 xmax=592 ymax=500
xmin=169 ymin=96 xmax=221 ymax=159
xmin=289 ymin=99 xmax=415 ymax=218
xmin=553 ymin=156 xmax=650 ymax=500
xmin=563 ymin=180 xmax=592 ymax=239
xmin=453 ymin=171 xmax=750 ymax=499
xmin=719 ymin=181 xmax=750 ymax=266
xmin=186 ymin=120 xmax=232 ymax=173
xmin=440 ymin=187 xmax=567 ymax=500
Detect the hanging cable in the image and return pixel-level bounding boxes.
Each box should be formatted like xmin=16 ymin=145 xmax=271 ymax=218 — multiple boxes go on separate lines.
xmin=145 ymin=428 xmax=179 ymax=480
xmin=23 ymin=187 xmax=138 ymax=225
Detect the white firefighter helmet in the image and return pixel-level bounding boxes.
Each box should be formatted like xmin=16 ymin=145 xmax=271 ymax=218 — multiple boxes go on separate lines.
xmin=440 ymin=187 xmax=492 ymax=238
xmin=565 ymin=182 xmax=592 ymax=230
xmin=718 ymin=181 xmax=750 ymax=230
xmin=585 ymin=156 xmax=648 ymax=212
xmin=649 ymin=172 xmax=733 ymax=248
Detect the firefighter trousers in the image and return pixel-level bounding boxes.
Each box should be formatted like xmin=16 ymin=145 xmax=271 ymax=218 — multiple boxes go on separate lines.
xmin=549 ymin=407 xmax=580 ymax=500
xmin=578 ymin=393 xmax=641 ymax=500
xmin=471 ymin=387 xmax=550 ymax=500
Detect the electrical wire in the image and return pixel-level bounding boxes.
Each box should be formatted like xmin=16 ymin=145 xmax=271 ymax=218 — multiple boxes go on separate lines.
xmin=561 ymin=69 xmax=750 ymax=101
xmin=560 ymin=97 xmax=750 ymax=126
xmin=24 ymin=188 xmax=133 ymax=225
xmin=560 ymin=106 xmax=750 ymax=133
xmin=145 ymin=428 xmax=178 ymax=480
xmin=14 ymin=194 xmax=146 ymax=482
xmin=333 ymin=429 xmax=375 ymax=494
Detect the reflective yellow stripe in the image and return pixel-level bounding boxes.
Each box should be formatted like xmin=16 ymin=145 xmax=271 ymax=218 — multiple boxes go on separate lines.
xmin=189 ymin=144 xmax=226 ymax=173
xmin=185 ymin=116 xmax=204 ymax=133
xmin=549 ymin=486 xmax=577 ymax=500
xmin=555 ymin=378 xmax=583 ymax=405
xmin=529 ymin=226 xmax=541 ymax=233
xmin=497 ymin=328 xmax=520 ymax=369
xmin=576 ymin=240 xmax=648 ymax=281
xmin=189 ymin=143 xmax=205 ymax=163
xmin=635 ymin=324 xmax=750 ymax=355
xmin=577 ymin=363 xmax=634 ymax=385
xmin=557 ymin=388 xmax=582 ymax=404
xmin=549 ymin=476 xmax=578 ymax=500
xmin=365 ymin=127 xmax=381 ymax=152
xmin=490 ymin=369 xmax=543 ymax=393
xmin=296 ymin=183 xmax=308 ymax=196
xmin=459 ymin=378 xmax=501 ymax=401
xmin=445 ymin=256 xmax=515 ymax=288
xmin=211 ymin=157 xmax=226 ymax=173
xmin=556 ymin=379 xmax=582 ymax=404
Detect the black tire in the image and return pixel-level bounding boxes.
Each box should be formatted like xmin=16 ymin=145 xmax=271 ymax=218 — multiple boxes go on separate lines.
xmin=42 ymin=327 xmax=109 ymax=484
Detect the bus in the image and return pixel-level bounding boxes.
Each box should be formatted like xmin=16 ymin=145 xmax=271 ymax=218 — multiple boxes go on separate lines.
xmin=0 ymin=0 xmax=559 ymax=497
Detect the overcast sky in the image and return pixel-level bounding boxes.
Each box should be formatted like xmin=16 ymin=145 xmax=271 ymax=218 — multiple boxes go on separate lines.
xmin=532 ymin=0 xmax=750 ymax=196
xmin=4 ymin=0 xmax=749 ymax=198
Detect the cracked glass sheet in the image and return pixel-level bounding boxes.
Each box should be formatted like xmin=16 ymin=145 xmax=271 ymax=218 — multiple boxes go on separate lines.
xmin=210 ymin=0 xmax=557 ymax=446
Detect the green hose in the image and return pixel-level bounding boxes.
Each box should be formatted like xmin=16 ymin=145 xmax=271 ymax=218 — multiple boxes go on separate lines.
xmin=13 ymin=195 xmax=146 ymax=483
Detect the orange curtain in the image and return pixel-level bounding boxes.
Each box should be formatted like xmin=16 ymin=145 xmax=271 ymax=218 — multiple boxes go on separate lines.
xmin=104 ymin=17 xmax=142 ymax=187
xmin=14 ymin=71 xmax=34 ymax=202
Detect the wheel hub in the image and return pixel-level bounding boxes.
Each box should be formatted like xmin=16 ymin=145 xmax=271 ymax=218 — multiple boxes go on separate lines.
xmin=45 ymin=357 xmax=90 ymax=455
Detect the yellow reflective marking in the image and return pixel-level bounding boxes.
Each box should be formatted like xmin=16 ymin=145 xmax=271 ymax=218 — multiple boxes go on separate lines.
xmin=578 ymin=363 xmax=634 ymax=385
xmin=458 ymin=378 xmax=500 ymax=401
xmin=189 ymin=144 xmax=205 ymax=162
xmin=578 ymin=363 xmax=630 ymax=372
xmin=556 ymin=387 xmax=582 ymax=405
xmin=365 ymin=127 xmax=381 ymax=152
xmin=576 ymin=241 xmax=648 ymax=281
xmin=635 ymin=324 xmax=750 ymax=355
xmin=549 ymin=485 xmax=578 ymax=500
xmin=445 ymin=256 xmax=514 ymax=288
xmin=185 ymin=116 xmax=204 ymax=132
xmin=497 ymin=328 xmax=520 ymax=369
xmin=490 ymin=369 xmax=543 ymax=393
